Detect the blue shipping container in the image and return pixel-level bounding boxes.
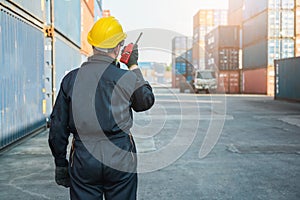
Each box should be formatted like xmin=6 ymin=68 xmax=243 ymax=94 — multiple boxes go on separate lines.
xmin=54 ymin=0 xmax=81 ymax=46
xmin=0 ymin=9 xmax=45 ymax=149
xmin=54 ymin=36 xmax=81 ymax=96
xmin=6 ymin=0 xmax=46 ymax=21
xmin=275 ymin=57 xmax=300 ymax=101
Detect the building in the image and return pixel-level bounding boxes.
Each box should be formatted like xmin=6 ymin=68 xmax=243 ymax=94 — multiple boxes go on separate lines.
xmin=171 ymin=36 xmax=193 ymax=88
xmin=242 ymin=0 xmax=299 ymax=95
xmin=193 ymin=9 xmax=227 ymax=70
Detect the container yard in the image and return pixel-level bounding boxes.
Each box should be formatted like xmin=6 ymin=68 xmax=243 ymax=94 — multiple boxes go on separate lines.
xmin=0 ymin=1 xmax=300 ymax=199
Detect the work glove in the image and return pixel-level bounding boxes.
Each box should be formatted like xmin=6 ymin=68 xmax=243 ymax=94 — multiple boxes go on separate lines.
xmin=123 ymin=44 xmax=139 ymax=68
xmin=55 ymin=166 xmax=70 ymax=188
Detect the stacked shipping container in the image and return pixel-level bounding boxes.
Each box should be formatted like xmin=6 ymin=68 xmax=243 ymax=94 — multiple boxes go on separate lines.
xmin=242 ymin=0 xmax=297 ymax=95
xmin=172 ymin=36 xmax=193 ymax=88
xmin=0 ymin=0 xmax=102 ymax=149
xmin=296 ymin=0 xmax=300 ymax=56
xmin=205 ymin=25 xmax=240 ymax=70
xmin=205 ymin=25 xmax=241 ymax=94
xmin=0 ymin=7 xmax=45 ymax=148
xmin=193 ymin=9 xmax=227 ymax=70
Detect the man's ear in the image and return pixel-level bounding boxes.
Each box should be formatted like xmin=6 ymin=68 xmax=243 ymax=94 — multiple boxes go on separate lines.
xmin=114 ymin=45 xmax=121 ymax=56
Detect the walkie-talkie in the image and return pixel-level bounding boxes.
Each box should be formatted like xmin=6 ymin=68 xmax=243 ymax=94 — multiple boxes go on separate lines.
xmin=120 ymin=32 xmax=143 ymax=64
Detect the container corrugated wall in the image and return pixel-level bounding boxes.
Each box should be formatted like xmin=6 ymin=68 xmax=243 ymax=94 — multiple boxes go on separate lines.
xmin=243 ymin=11 xmax=268 ymax=47
xmin=243 ymin=40 xmax=268 ymax=69
xmin=243 ymin=0 xmax=268 ymax=21
xmin=228 ymin=8 xmax=243 ymax=27
xmin=228 ymin=0 xmax=244 ymax=13
xmin=243 ymin=68 xmax=267 ymax=94
xmin=217 ymin=70 xmax=241 ymax=94
xmin=275 ymin=57 xmax=300 ymax=101
xmin=54 ymin=0 xmax=81 ymax=46
xmin=0 ymin=8 xmax=45 ymax=149
xmin=54 ymin=36 xmax=82 ymax=91
xmin=172 ymin=36 xmax=193 ymax=88
xmin=6 ymin=0 xmax=46 ymax=21
xmin=206 ymin=26 xmax=240 ymax=49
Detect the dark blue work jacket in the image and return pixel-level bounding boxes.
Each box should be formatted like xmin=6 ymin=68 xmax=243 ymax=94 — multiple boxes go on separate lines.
xmin=48 ymin=54 xmax=155 ymax=167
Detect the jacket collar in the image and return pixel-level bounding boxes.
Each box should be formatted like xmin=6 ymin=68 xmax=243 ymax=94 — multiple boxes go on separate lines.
xmin=88 ymin=54 xmax=115 ymax=64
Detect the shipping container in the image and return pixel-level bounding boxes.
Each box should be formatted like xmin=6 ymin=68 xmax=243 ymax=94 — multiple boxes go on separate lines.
xmin=296 ymin=4 xmax=300 ymax=56
xmin=242 ymin=68 xmax=267 ymax=94
xmin=205 ymin=25 xmax=240 ymax=50
xmin=84 ymin=0 xmax=94 ymax=15
xmin=243 ymin=0 xmax=268 ymax=21
xmin=0 ymin=8 xmax=45 ymax=149
xmin=267 ymin=66 xmax=275 ymax=96
xmin=81 ymin=0 xmax=94 ymax=56
xmin=206 ymin=48 xmax=239 ymax=70
xmin=243 ymin=40 xmax=268 ymax=69
xmin=275 ymin=57 xmax=300 ymax=101
xmin=6 ymin=0 xmax=46 ymax=21
xmin=228 ymin=8 xmax=243 ymax=26
xmin=94 ymin=0 xmax=102 ymax=20
xmin=54 ymin=0 xmax=81 ymax=46
xmin=172 ymin=53 xmax=193 ymax=88
xmin=269 ymin=0 xmax=295 ymax=9
xmin=219 ymin=48 xmax=239 ymax=70
xmin=297 ymin=5 xmax=300 ymax=34
xmin=172 ymin=36 xmax=193 ymax=52
xmin=217 ymin=70 xmax=241 ymax=94
xmin=268 ymin=10 xmax=294 ymax=38
xmin=267 ymin=38 xmax=295 ymax=65
xmin=296 ymin=37 xmax=300 ymax=57
xmin=54 ymin=35 xmax=82 ymax=95
xmin=228 ymin=0 xmax=244 ymax=13
xmin=243 ymin=11 xmax=268 ymax=47
xmin=193 ymin=9 xmax=227 ymax=69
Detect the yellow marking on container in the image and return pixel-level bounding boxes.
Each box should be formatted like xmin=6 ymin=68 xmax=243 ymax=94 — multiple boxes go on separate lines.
xmin=42 ymin=99 xmax=46 ymax=114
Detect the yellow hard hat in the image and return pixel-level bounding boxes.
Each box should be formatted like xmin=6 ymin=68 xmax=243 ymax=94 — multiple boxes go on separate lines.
xmin=87 ymin=16 xmax=127 ymax=49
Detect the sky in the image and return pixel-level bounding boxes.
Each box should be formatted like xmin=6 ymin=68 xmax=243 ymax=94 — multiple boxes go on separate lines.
xmin=102 ymin=0 xmax=229 ymax=63
xmin=103 ymin=0 xmax=228 ymax=36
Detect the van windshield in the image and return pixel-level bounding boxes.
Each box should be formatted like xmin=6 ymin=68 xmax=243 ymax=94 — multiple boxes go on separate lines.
xmin=197 ymin=71 xmax=215 ymax=79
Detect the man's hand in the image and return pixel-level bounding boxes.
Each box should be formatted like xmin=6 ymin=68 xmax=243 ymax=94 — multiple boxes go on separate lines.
xmin=55 ymin=166 xmax=70 ymax=188
xmin=122 ymin=44 xmax=139 ymax=69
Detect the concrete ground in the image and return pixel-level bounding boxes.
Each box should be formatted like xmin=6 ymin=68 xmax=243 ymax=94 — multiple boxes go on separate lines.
xmin=0 ymin=87 xmax=299 ymax=200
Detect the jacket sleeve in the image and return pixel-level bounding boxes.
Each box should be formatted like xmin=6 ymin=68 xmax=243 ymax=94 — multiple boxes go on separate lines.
xmin=130 ymin=68 xmax=155 ymax=112
xmin=48 ymin=81 xmax=70 ymax=167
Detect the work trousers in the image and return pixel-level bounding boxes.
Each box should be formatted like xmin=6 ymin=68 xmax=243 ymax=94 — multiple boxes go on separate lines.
xmin=69 ymin=133 xmax=137 ymax=200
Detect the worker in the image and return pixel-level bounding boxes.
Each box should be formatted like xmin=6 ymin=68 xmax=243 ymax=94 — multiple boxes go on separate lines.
xmin=48 ymin=16 xmax=155 ymax=200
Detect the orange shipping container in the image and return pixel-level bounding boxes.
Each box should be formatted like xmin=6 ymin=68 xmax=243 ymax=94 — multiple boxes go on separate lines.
xmin=243 ymin=68 xmax=267 ymax=94
xmin=81 ymin=0 xmax=94 ymax=56
xmin=217 ymin=70 xmax=240 ymax=94
xmin=83 ymin=0 xmax=94 ymax=15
